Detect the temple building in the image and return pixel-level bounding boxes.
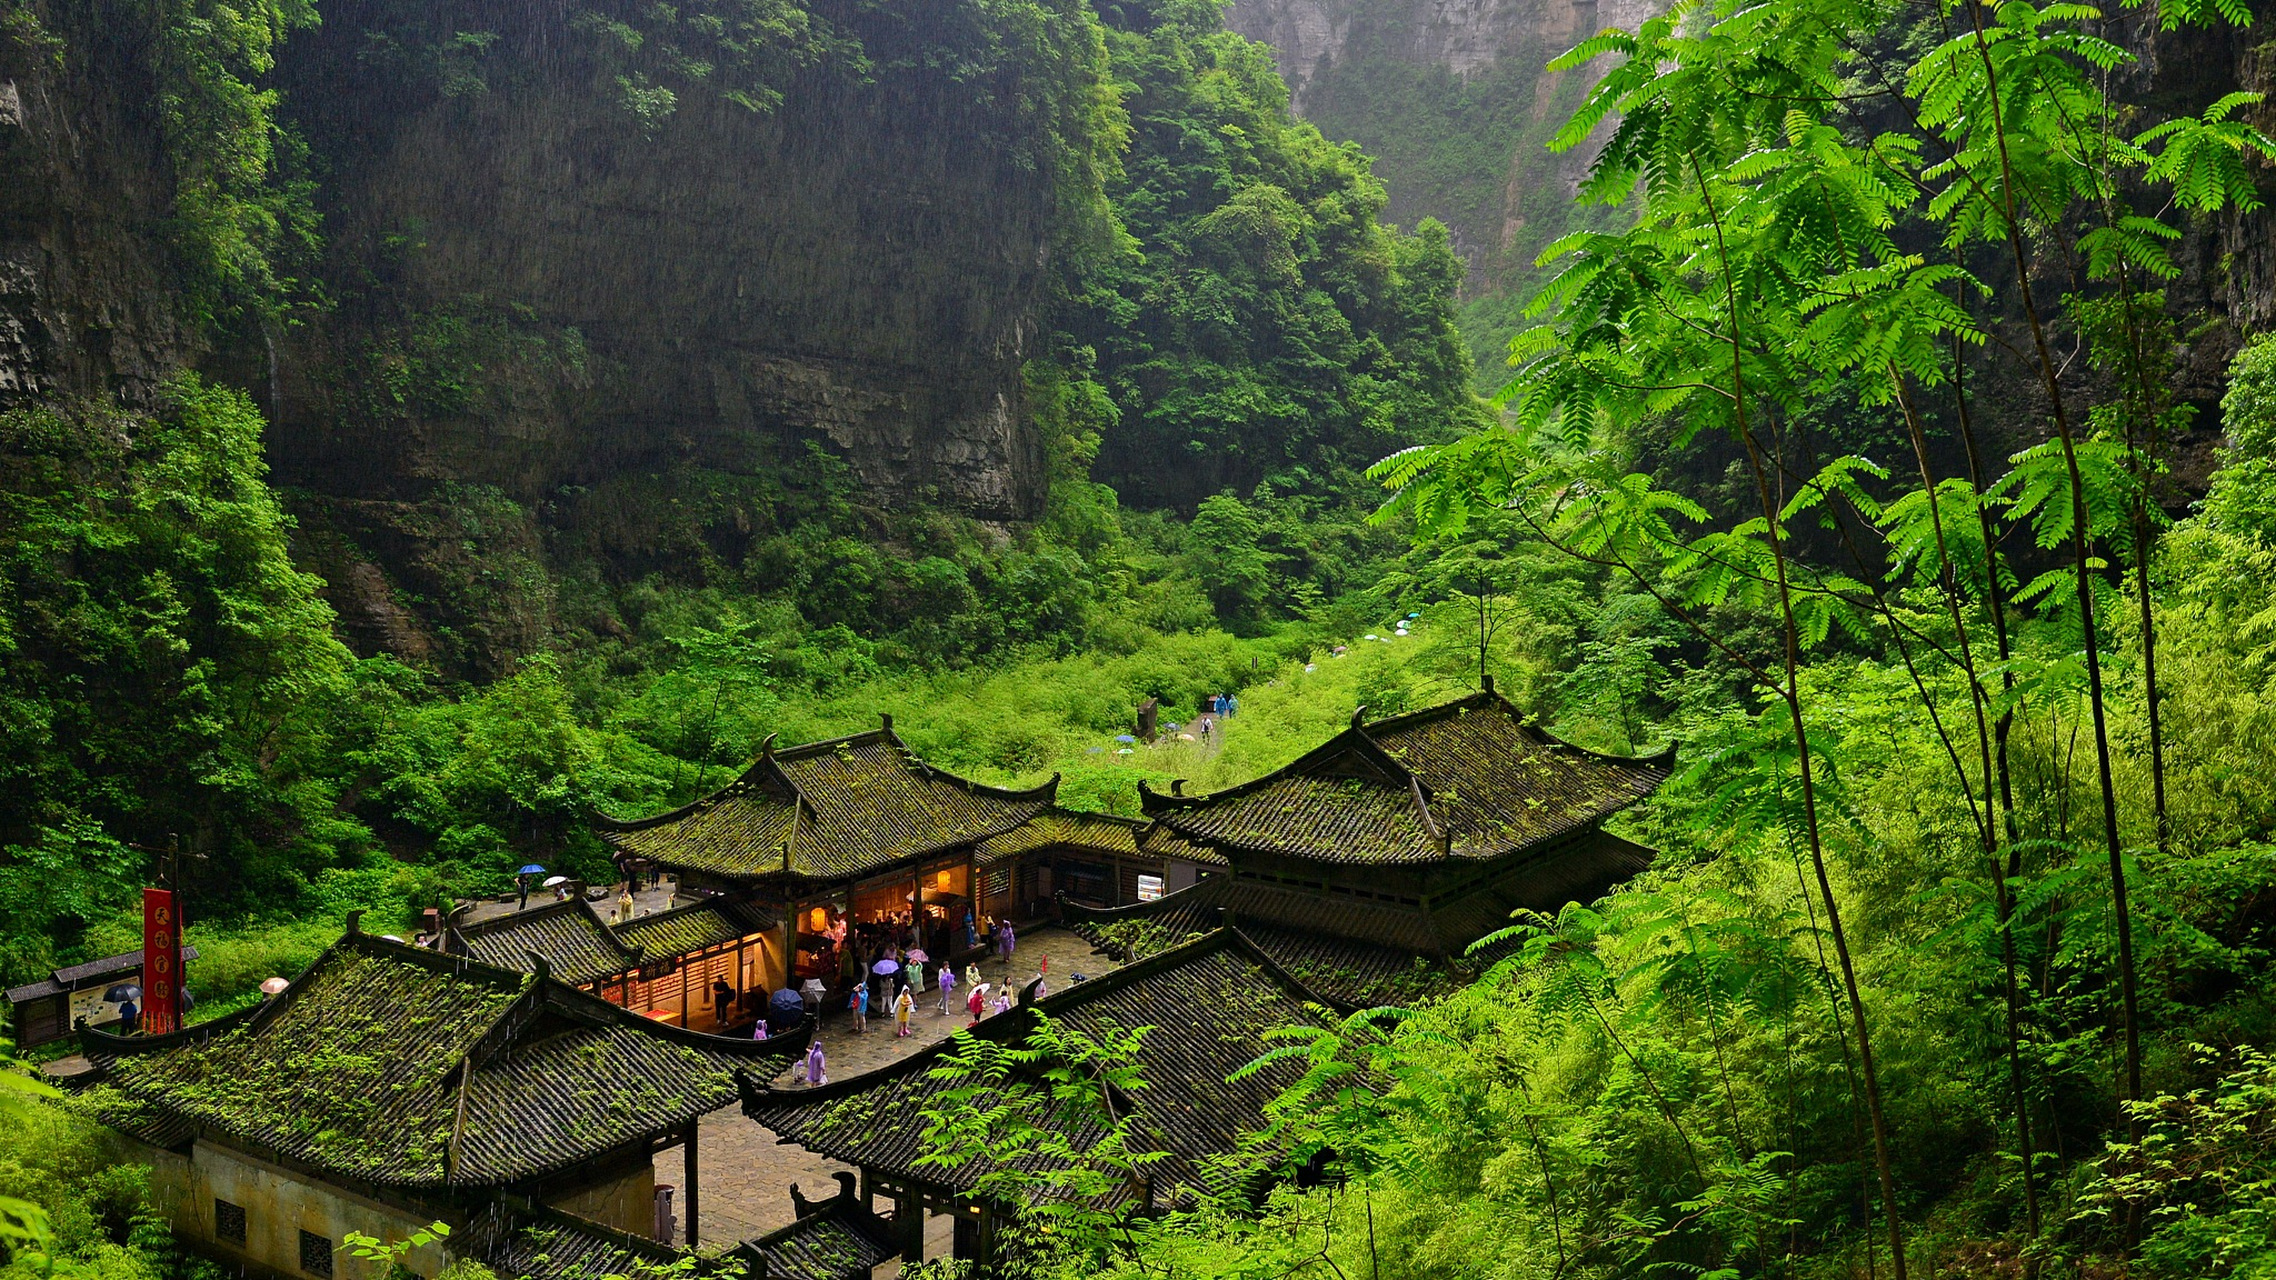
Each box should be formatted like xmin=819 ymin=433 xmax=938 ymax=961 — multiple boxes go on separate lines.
xmin=737 ymin=927 xmax=1332 ymax=1266
xmin=1065 ymin=690 xmax=1671 ymax=1006
xmin=724 ymin=692 xmax=1673 ymax=1269
xmin=75 ymin=690 xmax=1672 ymax=1280
xmin=78 ymin=919 xmax=804 ymax=1277
xmin=441 ymin=896 xmax=782 ymax=1031
xmin=592 ymin=717 xmax=1218 ymax=990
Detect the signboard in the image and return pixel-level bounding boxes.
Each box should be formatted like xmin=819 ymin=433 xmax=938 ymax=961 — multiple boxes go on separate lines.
xmin=69 ymin=986 xmax=123 ymax=1028
xmin=143 ymin=888 xmax=180 ymax=1035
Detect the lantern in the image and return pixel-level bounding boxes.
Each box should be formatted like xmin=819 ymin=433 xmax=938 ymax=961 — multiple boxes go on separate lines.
xmin=808 ymin=907 xmax=827 ymax=932
xmin=936 ymin=869 xmax=952 ymax=890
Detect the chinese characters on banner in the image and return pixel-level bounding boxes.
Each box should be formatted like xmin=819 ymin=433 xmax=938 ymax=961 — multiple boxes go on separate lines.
xmin=143 ymin=888 xmax=180 ymax=1035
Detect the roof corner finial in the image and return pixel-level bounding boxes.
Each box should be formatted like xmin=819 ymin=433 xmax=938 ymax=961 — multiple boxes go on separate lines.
xmin=880 ymin=711 xmax=894 ymax=734
xmin=344 ymin=909 xmax=364 ymax=937
xmin=1482 ymin=671 xmax=1495 ymax=695
xmin=524 ymin=950 xmax=551 ymax=986
xmin=1170 ymin=778 xmax=1185 ymax=796
xmin=1351 ymin=704 xmax=1368 ymax=729
xmin=760 ymin=732 xmax=778 ymax=761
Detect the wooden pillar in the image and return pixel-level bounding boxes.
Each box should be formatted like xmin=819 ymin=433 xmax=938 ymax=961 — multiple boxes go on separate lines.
xmin=679 ymin=957 xmax=690 ymax=1026
xmin=682 ymin=1121 xmax=700 ymax=1247
xmin=896 ymin=1187 xmax=923 ymax=1264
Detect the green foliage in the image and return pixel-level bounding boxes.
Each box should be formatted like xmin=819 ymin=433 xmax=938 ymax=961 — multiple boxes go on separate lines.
xmin=0 ymin=380 xmax=354 ymax=977
xmin=1063 ymin=0 xmax=1489 ymax=507
xmin=916 ymin=1015 xmax=1167 ymax=1259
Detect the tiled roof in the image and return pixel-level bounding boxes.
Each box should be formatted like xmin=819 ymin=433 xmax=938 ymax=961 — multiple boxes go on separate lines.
xmin=1140 ymin=692 xmax=1670 ymax=867
xmin=84 ymin=929 xmax=800 ymax=1189
xmin=467 ymin=1204 xmax=698 ymax=1280
xmin=1134 ymin=823 xmax=1229 ymax=867
xmin=1062 ymin=892 xmax=1449 ymax=1009
xmin=8 ymin=946 xmax=203 ymax=1003
xmin=612 ymin=900 xmax=770 ymax=958
xmin=447 ymin=901 xmax=636 ymax=986
xmin=733 ymin=1202 xmax=900 ymax=1280
xmin=741 ymin=929 xmax=1327 ymax=1202
xmin=1062 ymin=828 xmax=1653 ymax=995
xmin=973 ymin=809 xmax=1148 ymax=866
xmin=598 ymin=727 xmax=1055 ymax=883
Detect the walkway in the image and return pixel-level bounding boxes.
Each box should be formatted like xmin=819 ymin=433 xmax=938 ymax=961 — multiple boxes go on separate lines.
xmin=657 ymin=926 xmax=1121 ymax=1266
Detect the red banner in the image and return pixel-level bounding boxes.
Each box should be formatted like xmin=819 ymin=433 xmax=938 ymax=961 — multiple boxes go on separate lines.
xmin=143 ymin=888 xmax=180 ymax=1035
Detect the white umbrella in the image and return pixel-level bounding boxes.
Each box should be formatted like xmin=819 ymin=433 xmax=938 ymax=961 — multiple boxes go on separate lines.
xmin=259 ymin=977 xmax=290 ymax=996
xmin=542 ymin=875 xmax=570 ymax=887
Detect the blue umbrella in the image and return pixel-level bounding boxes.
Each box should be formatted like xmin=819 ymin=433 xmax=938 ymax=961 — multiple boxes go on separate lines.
xmin=1115 ymin=734 xmax=1136 ymax=743
xmin=516 ymin=864 xmax=547 ymax=876
xmin=769 ymin=988 xmax=805 ymax=1015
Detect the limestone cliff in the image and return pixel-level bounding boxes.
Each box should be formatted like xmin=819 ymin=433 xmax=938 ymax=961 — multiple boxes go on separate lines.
xmin=1 ymin=0 xmax=1082 ymax=675
xmin=1222 ymin=0 xmax=1659 ymax=291
xmin=0 ymin=23 xmax=200 ymax=411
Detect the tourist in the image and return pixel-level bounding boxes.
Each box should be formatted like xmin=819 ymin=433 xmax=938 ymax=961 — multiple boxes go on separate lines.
xmin=710 ymin=977 xmax=735 ymax=1026
xmin=937 ymin=963 xmax=957 ymax=1013
xmin=1001 ymin=920 xmax=1017 ymax=964
xmin=616 ymin=884 xmax=635 ymax=923
xmin=893 ymin=984 xmax=915 ymax=1036
xmin=1228 ymin=693 xmax=1239 ymax=717
xmin=967 ymin=983 xmax=986 ymax=1025
xmin=965 ymin=961 xmax=983 ymax=994
xmin=963 ymin=908 xmax=977 ymax=949
xmin=992 ymin=987 xmax=1013 ymax=1017
xmin=804 ymin=1039 xmax=827 ymax=1087
xmin=849 ymin=983 xmax=868 ymax=1033
xmin=117 ymin=997 xmax=139 ymax=1034
xmin=751 ymin=1019 xmax=767 ymax=1042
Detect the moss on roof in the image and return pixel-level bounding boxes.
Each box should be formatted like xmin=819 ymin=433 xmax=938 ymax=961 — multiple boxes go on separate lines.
xmin=1141 ymin=692 xmax=1670 ymax=867
xmin=611 ymin=901 xmax=755 ymax=959
xmin=86 ymin=932 xmax=798 ymax=1189
xmin=450 ymin=901 xmax=637 ymax=986
xmin=598 ymin=729 xmax=1053 ymax=882
xmin=743 ymin=930 xmax=1326 ymax=1202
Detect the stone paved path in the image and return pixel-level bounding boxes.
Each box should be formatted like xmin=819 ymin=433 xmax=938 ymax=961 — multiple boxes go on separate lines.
xmin=656 ymin=926 xmax=1120 ymax=1264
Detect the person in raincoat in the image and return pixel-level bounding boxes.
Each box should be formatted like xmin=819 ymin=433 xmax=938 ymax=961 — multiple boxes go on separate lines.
xmin=893 ymin=984 xmax=915 ymax=1036
xmin=804 ymin=1039 xmax=827 ymax=1087
xmin=967 ymin=983 xmax=987 ymax=1025
xmin=937 ymin=963 xmax=957 ymax=1014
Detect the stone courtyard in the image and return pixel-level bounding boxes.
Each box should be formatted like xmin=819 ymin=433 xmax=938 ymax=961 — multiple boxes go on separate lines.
xmin=655 ymin=926 xmax=1124 ymax=1269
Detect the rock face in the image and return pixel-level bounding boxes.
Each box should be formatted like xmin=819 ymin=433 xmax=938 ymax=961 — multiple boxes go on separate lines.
xmin=270 ymin=1 xmax=1051 ymax=522
xmin=1222 ymin=0 xmax=1662 ymax=290
xmin=0 ymin=29 xmax=199 ymax=411
xmin=2 ymin=0 xmax=1068 ymax=675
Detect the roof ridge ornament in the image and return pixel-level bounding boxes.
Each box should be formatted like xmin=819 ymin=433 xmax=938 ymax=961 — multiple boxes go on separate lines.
xmin=1351 ymin=705 xmax=1367 ymax=729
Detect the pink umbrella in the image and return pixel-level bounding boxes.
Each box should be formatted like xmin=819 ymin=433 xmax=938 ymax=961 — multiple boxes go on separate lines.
xmin=906 ymin=949 xmax=929 ymax=963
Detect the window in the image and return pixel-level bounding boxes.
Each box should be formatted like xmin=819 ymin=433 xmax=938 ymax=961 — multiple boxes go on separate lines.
xmin=214 ymin=1200 xmax=246 ymax=1246
xmin=299 ymin=1230 xmax=333 ymax=1277
xmin=1136 ymin=874 xmax=1164 ymax=903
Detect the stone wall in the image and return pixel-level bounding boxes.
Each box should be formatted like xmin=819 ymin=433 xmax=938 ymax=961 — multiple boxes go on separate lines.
xmin=132 ymin=1137 xmax=448 ymax=1280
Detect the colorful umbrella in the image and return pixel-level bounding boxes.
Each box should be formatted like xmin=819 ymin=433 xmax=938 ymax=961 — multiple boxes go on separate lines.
xmin=872 ymin=959 xmax=901 ymax=974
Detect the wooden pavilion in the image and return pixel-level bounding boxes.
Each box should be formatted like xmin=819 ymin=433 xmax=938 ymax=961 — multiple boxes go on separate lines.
xmin=593 ymin=716 xmax=1220 ymax=988
xmin=441 ymin=896 xmax=783 ymax=1032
